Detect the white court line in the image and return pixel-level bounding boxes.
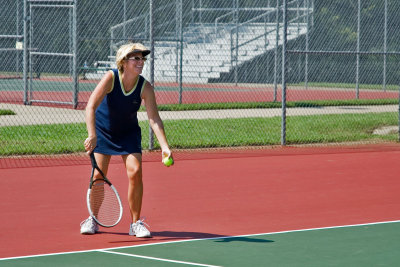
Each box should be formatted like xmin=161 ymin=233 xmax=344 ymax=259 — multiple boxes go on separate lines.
xmin=99 ymin=250 xmax=222 ymax=267
xmin=1 ymin=219 xmax=399 ymax=262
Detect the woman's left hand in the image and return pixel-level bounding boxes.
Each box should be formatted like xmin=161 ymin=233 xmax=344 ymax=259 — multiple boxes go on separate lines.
xmin=84 ymin=136 xmax=97 ymax=155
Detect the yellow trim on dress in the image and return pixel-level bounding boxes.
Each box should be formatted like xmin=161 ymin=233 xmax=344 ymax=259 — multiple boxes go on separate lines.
xmin=140 ymin=79 xmax=147 ymax=98
xmin=108 ymin=70 xmax=114 ymax=94
xmin=119 ymin=70 xmax=139 ymax=96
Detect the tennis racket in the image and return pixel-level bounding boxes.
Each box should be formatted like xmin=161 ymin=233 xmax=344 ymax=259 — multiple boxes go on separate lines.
xmin=86 ymin=153 xmax=123 ymax=227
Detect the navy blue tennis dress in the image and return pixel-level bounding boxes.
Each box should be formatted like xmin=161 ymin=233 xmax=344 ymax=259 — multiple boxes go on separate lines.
xmin=94 ymin=69 xmax=146 ymax=155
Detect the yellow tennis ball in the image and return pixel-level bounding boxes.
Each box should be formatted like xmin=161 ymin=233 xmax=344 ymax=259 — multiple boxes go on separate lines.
xmin=163 ymin=157 xmax=174 ymax=167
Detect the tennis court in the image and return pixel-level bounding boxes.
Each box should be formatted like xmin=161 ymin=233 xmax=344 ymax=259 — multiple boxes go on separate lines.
xmin=1 ymin=144 xmax=399 ymax=266
xmin=2 ymin=1 xmax=400 ymax=265
xmin=1 ymin=77 xmax=398 ymax=109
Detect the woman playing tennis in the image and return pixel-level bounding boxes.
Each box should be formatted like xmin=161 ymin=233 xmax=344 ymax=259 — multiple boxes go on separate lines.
xmin=80 ymin=43 xmax=173 ymax=237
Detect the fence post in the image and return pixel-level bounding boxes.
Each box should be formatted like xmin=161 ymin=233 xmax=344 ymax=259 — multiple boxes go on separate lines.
xmin=273 ymin=0 xmax=280 ymax=102
xmin=72 ymin=0 xmax=78 ymax=108
xmin=281 ymin=0 xmax=287 ymax=146
xmin=234 ymin=0 xmax=239 ymax=86
xmin=383 ymin=0 xmax=387 ymax=92
xmin=305 ymin=0 xmax=310 ymax=89
xmin=148 ymin=0 xmax=155 ymax=150
xmin=23 ymin=0 xmax=28 ymax=105
xmin=355 ymin=0 xmax=360 ymax=99
xmin=178 ymin=0 xmax=183 ymax=104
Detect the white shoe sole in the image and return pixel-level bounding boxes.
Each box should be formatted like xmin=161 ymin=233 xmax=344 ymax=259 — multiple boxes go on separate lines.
xmin=129 ymin=231 xmax=151 ymax=238
xmin=136 ymin=233 xmax=151 ymax=238
xmin=80 ymin=230 xmax=96 ymax=235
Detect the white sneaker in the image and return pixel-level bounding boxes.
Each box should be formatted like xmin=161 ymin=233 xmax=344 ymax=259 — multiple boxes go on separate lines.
xmin=80 ymin=217 xmax=99 ymax=235
xmin=129 ymin=219 xmax=151 ymax=238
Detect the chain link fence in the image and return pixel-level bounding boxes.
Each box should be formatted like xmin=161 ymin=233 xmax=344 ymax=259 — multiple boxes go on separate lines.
xmin=1 ymin=0 xmax=399 ymax=166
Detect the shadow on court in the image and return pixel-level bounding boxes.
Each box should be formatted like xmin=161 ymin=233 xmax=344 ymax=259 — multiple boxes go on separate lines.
xmin=99 ymin=230 xmax=274 ymax=244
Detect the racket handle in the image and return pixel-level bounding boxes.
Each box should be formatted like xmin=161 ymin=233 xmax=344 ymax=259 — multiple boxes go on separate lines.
xmin=90 ymin=153 xmax=97 ymax=167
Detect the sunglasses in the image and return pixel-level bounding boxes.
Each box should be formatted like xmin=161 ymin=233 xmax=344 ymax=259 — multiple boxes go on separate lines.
xmin=126 ymin=56 xmax=147 ymax=62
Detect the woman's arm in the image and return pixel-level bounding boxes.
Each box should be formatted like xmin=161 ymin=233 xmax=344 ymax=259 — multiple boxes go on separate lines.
xmin=142 ymin=81 xmax=171 ymax=156
xmin=84 ymin=71 xmax=113 ymax=154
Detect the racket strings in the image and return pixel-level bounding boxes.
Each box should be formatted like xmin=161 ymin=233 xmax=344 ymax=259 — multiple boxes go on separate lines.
xmin=89 ymin=180 xmax=121 ymax=226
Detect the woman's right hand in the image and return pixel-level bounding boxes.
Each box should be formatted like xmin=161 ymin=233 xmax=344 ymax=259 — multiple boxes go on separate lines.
xmin=84 ymin=136 xmax=97 ymax=155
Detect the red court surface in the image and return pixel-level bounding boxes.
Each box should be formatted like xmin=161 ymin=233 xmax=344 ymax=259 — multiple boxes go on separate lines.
xmin=1 ymin=85 xmax=397 ymax=109
xmin=1 ymin=144 xmax=400 ymax=259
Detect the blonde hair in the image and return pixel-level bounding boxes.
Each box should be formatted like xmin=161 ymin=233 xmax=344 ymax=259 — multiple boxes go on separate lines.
xmin=115 ymin=43 xmax=150 ymax=72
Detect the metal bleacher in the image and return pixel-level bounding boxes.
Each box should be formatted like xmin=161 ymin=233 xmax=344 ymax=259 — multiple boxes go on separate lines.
xmin=87 ymin=2 xmax=312 ymax=84
xmin=144 ymin=22 xmax=308 ymax=83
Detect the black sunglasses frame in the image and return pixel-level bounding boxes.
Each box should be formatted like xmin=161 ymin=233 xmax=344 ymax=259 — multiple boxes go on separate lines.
xmin=126 ymin=56 xmax=147 ymax=62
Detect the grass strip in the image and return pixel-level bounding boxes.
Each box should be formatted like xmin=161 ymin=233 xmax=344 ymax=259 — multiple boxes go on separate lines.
xmin=152 ymin=99 xmax=398 ymax=111
xmin=0 ymin=112 xmax=397 ymax=155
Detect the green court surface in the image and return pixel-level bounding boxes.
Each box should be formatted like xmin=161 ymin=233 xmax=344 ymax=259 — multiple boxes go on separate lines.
xmin=1 ymin=221 xmax=399 ymax=266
